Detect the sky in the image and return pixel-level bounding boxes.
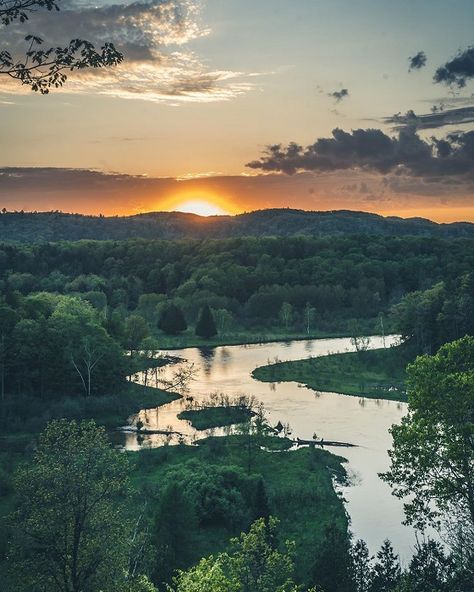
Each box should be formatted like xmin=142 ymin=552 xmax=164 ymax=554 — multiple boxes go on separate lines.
xmin=1 ymin=0 xmax=474 ymax=221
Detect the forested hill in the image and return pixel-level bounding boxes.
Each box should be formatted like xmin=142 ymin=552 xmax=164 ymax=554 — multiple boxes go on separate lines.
xmin=1 ymin=208 xmax=474 ymax=242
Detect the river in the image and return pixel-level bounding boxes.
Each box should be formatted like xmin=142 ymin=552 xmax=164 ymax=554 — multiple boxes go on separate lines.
xmin=119 ymin=335 xmax=419 ymax=562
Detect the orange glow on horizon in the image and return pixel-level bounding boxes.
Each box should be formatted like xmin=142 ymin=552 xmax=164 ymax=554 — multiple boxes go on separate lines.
xmin=158 ymin=188 xmax=238 ymax=217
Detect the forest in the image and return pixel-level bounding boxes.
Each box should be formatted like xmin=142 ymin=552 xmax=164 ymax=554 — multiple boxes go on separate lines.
xmin=0 ymin=233 xmax=473 ymax=591
xmin=1 ymin=209 xmax=474 ymax=242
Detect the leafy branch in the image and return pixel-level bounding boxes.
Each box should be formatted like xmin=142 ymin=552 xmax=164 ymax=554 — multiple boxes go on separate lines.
xmin=0 ymin=0 xmax=123 ymax=93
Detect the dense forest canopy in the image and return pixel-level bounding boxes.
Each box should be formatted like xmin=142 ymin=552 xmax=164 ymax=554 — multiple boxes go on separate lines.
xmin=2 ymin=209 xmax=474 ymax=242
xmin=1 ymin=233 xmax=474 ymax=403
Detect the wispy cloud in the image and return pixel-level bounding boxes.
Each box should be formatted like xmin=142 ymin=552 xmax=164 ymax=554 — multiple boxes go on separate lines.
xmin=384 ymin=106 xmax=474 ymax=130
xmin=0 ymin=0 xmax=259 ymax=102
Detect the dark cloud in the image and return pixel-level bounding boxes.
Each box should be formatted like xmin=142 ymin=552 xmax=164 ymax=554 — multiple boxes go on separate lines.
xmin=434 ymin=45 xmax=474 ymax=88
xmin=328 ymin=88 xmax=349 ymax=102
xmin=246 ymin=127 xmax=474 ymax=181
xmin=384 ymin=106 xmax=474 ymax=130
xmin=408 ymin=51 xmax=427 ymax=71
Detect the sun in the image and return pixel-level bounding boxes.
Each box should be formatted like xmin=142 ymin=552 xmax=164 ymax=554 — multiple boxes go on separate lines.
xmin=173 ymin=199 xmax=229 ymax=217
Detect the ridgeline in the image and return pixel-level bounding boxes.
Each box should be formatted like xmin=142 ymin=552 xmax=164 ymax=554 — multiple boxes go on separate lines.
xmin=1 ymin=208 xmax=473 ymax=242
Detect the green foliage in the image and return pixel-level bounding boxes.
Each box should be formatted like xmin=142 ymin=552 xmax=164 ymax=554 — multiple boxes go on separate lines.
xmin=125 ymin=314 xmax=150 ymax=354
xmin=5 ymin=419 xmax=132 ymax=591
xmin=382 ymin=336 xmax=474 ymax=531
xmin=370 ymin=540 xmax=401 ymax=592
xmin=254 ymin=346 xmax=408 ymax=401
xmin=311 ymin=525 xmax=353 ymax=592
xmin=195 ymin=304 xmax=218 ymax=339
xmin=153 ymin=482 xmax=198 ymax=585
xmin=172 ymin=518 xmax=298 ymax=592
xmin=1 ymin=293 xmax=125 ymax=404
xmin=158 ymin=304 xmax=187 ymax=335
xmin=132 ymin=436 xmax=348 ymax=587
xmin=177 ymin=406 xmax=252 ymax=430
xmin=391 ymin=273 xmax=474 ymax=354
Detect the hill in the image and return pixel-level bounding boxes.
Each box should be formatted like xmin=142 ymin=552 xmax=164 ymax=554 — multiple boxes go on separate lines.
xmin=0 ymin=208 xmax=473 ymax=242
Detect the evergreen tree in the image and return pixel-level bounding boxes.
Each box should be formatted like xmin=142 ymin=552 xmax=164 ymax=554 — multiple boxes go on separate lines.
xmin=351 ymin=539 xmax=372 ymax=592
xmin=158 ymin=304 xmax=187 ymax=335
xmin=153 ymin=482 xmax=197 ymax=585
xmin=254 ymin=477 xmax=271 ymax=522
xmin=311 ymin=525 xmax=353 ymax=592
xmin=370 ymin=540 xmax=401 ymax=592
xmin=195 ymin=304 xmax=217 ymax=339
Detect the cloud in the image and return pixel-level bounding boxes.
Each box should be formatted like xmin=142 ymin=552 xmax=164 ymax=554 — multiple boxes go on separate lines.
xmin=434 ymin=45 xmax=474 ymax=88
xmin=3 ymin=166 xmax=474 ymax=218
xmin=246 ymin=127 xmax=474 ymax=182
xmin=408 ymin=51 xmax=427 ymax=71
xmin=0 ymin=0 xmax=258 ymax=102
xmin=328 ymin=88 xmax=349 ymax=103
xmin=384 ymin=106 xmax=474 ymax=130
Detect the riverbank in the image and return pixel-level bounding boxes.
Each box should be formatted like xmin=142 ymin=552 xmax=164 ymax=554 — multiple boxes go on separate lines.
xmin=252 ymin=346 xmax=409 ymax=401
xmin=131 ymin=434 xmax=348 ymax=585
xmin=152 ymin=320 xmax=385 ymax=350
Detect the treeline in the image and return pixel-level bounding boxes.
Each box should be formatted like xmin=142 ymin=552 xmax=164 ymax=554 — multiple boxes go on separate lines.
xmin=392 ymin=272 xmax=474 ymax=354
xmin=2 ymin=209 xmax=474 ymax=243
xmin=2 ymin=235 xmax=474 ymax=335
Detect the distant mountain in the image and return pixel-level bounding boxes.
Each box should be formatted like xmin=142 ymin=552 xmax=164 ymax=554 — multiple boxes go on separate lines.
xmin=1 ymin=208 xmax=474 ymax=242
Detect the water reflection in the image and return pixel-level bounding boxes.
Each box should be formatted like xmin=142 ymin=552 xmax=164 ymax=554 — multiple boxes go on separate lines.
xmin=117 ymin=335 xmax=422 ymax=560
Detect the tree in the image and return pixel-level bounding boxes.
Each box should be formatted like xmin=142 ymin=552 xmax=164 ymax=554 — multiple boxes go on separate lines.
xmin=222 ymin=517 xmax=297 ymax=592
xmin=172 ymin=555 xmax=240 ymax=592
xmin=213 ymin=308 xmax=234 ymax=334
xmin=195 ymin=304 xmax=217 ymax=339
xmin=125 ymin=314 xmax=150 ymax=356
xmin=153 ymin=482 xmax=197 ymax=586
xmin=69 ymin=333 xmax=108 ymax=397
xmin=0 ymin=0 xmax=123 ymax=93
xmin=304 ymin=302 xmax=316 ymax=335
xmin=158 ymin=304 xmax=187 ymax=335
xmin=351 ymin=539 xmax=372 ymax=592
xmin=381 ymin=336 xmax=474 ymax=533
xmin=48 ymin=296 xmax=124 ymax=396
xmin=403 ymin=540 xmax=454 ymax=592
xmin=370 ymin=540 xmax=400 ymax=592
xmin=6 ymin=419 xmax=132 ymax=592
xmin=311 ymin=525 xmax=353 ymax=592
xmin=172 ymin=517 xmax=299 ymax=592
xmin=254 ymin=477 xmax=271 ymax=522
xmin=279 ymin=302 xmax=293 ymax=332
xmin=0 ymin=303 xmax=17 ymax=406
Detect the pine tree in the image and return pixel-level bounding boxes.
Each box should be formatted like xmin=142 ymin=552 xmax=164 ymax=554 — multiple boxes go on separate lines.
xmin=158 ymin=304 xmax=187 ymax=335
xmin=195 ymin=304 xmax=217 ymax=339
xmin=254 ymin=477 xmax=271 ymax=522
xmin=351 ymin=539 xmax=373 ymax=592
xmin=370 ymin=540 xmax=401 ymax=592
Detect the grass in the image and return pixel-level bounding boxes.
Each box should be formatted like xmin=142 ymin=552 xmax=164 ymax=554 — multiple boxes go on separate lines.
xmin=130 ymin=434 xmax=348 ymax=584
xmin=177 ymin=406 xmax=253 ymax=430
xmin=253 ymin=346 xmax=409 ymax=401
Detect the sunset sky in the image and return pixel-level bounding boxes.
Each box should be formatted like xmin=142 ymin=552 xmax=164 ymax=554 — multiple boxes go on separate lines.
xmin=1 ymin=0 xmax=474 ymax=221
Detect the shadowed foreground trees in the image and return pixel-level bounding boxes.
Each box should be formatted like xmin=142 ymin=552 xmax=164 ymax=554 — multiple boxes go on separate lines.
xmin=4 ymin=419 xmax=155 ymax=592
xmin=171 ymin=517 xmax=299 ymax=592
xmin=382 ymin=336 xmax=474 ymax=534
